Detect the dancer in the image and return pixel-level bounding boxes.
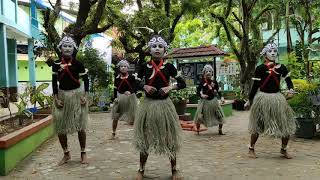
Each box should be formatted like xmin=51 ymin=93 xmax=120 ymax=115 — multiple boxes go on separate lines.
xmin=111 ymin=59 xmax=137 ymax=139
xmin=52 ymin=35 xmax=89 ymax=165
xmin=194 ymin=64 xmax=225 ymax=135
xmin=134 ymin=34 xmax=186 ymax=180
xmin=246 ymin=41 xmax=296 ymax=159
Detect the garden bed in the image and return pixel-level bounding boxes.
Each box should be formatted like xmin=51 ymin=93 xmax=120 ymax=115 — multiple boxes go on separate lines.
xmin=0 ymin=112 xmax=54 ymax=175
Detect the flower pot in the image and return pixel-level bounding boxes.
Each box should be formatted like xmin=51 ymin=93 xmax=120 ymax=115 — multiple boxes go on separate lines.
xmin=295 ymin=117 xmax=316 ymax=139
xmin=174 ymin=100 xmax=187 ymax=115
xmin=232 ymin=99 xmax=245 ymax=111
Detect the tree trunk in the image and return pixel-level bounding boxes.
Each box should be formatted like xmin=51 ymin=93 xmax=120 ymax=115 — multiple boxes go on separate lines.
xmin=239 ymin=59 xmax=256 ymax=97
xmin=285 ymin=0 xmax=293 ymax=54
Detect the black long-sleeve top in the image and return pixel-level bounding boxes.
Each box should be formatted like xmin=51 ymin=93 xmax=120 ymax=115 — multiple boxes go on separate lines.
xmin=249 ymin=63 xmax=293 ymax=102
xmin=197 ymin=78 xmax=222 ymax=100
xmin=52 ymin=59 xmax=89 ymax=95
xmin=113 ymin=74 xmax=136 ymax=98
xmin=137 ymin=60 xmax=186 ymax=99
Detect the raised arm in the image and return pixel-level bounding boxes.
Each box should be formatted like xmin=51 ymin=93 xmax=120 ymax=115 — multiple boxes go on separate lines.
xmin=170 ymin=64 xmax=186 ymax=90
xmin=79 ymin=62 xmax=89 ymax=93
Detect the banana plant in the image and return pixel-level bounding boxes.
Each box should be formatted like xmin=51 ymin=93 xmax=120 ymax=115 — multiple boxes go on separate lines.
xmin=30 ymin=83 xmax=52 ymax=109
xmin=13 ymin=87 xmax=32 ymax=126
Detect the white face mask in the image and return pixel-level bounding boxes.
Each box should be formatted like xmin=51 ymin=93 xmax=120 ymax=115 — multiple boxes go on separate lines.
xmin=61 ymin=42 xmax=74 ymax=57
xmin=119 ymin=65 xmax=128 ymax=74
xmin=266 ymin=48 xmax=278 ymax=61
xmin=150 ymin=43 xmax=165 ymax=59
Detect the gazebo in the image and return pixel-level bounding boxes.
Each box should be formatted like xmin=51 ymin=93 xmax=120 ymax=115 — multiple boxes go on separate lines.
xmin=166 ymin=45 xmax=227 ymax=85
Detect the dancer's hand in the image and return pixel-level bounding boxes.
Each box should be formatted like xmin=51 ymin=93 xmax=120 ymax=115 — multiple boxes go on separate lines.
xmin=55 ymin=97 xmax=64 ymax=108
xmin=124 ymin=91 xmax=131 ymax=96
xmin=201 ymin=94 xmax=208 ymax=99
xmin=244 ymin=100 xmax=251 ymax=110
xmin=287 ymin=89 xmax=295 ymax=99
xmin=144 ymin=85 xmax=157 ymax=95
xmin=80 ymin=96 xmax=87 ymax=105
xmin=159 ymin=86 xmax=173 ymax=96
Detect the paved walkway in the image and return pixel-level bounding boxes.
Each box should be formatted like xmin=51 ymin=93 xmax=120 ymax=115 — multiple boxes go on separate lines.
xmin=5 ymin=111 xmax=320 ymax=180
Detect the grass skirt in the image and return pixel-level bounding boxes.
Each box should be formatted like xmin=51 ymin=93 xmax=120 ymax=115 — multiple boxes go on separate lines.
xmin=249 ymin=91 xmax=296 ymax=138
xmin=111 ymin=93 xmax=137 ymax=124
xmin=52 ymin=88 xmax=88 ymax=134
xmin=194 ymin=98 xmax=225 ymax=127
xmin=133 ymin=97 xmax=182 ymax=158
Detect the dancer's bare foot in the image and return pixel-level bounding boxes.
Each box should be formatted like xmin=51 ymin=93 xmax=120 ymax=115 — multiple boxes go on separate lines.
xmin=280 ymin=149 xmax=293 ymax=159
xmin=172 ymin=170 xmax=183 ymax=180
xmin=135 ymin=170 xmax=144 ymax=180
xmin=248 ymin=148 xmax=257 ymax=159
xmin=219 ymin=129 xmax=225 ymax=135
xmin=81 ymin=152 xmax=88 ymax=164
xmin=109 ymin=132 xmax=116 ymax=140
xmin=58 ymin=152 xmax=71 ymax=166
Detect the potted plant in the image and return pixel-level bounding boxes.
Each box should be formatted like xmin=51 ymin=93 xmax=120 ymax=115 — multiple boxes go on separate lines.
xmin=288 ymin=79 xmax=318 ymax=138
xmin=170 ymin=87 xmax=195 ymax=115
xmin=232 ymin=88 xmax=246 ymax=111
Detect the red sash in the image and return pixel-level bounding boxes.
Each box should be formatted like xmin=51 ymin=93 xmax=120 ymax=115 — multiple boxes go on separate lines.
xmin=204 ymin=79 xmax=214 ymax=94
xmin=148 ymin=59 xmax=169 ymax=86
xmin=58 ymin=58 xmax=80 ymax=85
xmin=117 ymin=75 xmax=133 ymax=92
xmin=260 ymin=64 xmax=280 ymax=90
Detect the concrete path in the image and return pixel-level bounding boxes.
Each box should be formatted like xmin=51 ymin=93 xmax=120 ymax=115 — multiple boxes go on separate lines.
xmin=5 ymin=111 xmax=320 ymax=180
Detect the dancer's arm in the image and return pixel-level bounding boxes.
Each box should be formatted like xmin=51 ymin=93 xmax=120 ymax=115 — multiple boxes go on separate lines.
xmin=248 ymin=66 xmax=262 ymax=104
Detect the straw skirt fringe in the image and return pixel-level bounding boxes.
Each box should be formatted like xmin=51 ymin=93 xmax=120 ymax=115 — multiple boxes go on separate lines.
xmin=194 ymin=98 xmax=225 ymax=127
xmin=112 ymin=93 xmax=137 ymax=124
xmin=133 ymin=97 xmax=182 ymax=158
xmin=249 ymin=91 xmax=296 ymax=138
xmin=53 ymin=88 xmax=88 ymax=134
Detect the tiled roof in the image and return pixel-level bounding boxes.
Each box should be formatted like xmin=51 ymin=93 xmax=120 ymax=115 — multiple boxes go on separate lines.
xmin=166 ymin=45 xmax=226 ymax=59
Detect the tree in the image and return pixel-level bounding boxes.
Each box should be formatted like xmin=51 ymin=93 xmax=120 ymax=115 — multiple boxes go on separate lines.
xmin=290 ymin=0 xmax=320 ymax=79
xmin=42 ymin=0 xmax=114 ymax=57
xmin=209 ymin=0 xmax=281 ymax=96
xmin=76 ymin=48 xmax=109 ymax=94
xmin=171 ymin=15 xmax=219 ymax=48
xmin=109 ymin=0 xmax=203 ymax=63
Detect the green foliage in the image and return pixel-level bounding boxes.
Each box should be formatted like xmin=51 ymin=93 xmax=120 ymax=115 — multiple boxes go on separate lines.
xmin=77 ymin=48 xmax=109 ymax=92
xmin=286 ymin=52 xmax=306 ymax=79
xmin=109 ymin=0 xmax=204 ymax=61
xmin=30 ymin=83 xmax=52 ymax=109
xmin=13 ymin=86 xmax=32 ymax=119
xmin=14 ymin=83 xmax=52 ymax=120
xmin=169 ymin=86 xmax=196 ymax=104
xmin=172 ymin=15 xmax=218 ymax=48
xmin=288 ymin=79 xmax=318 ymax=118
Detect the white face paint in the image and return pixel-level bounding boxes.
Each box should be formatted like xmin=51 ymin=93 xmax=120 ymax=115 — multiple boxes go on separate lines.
xmin=119 ymin=65 xmax=128 ymax=74
xmin=266 ymin=48 xmax=278 ymax=61
xmin=61 ymin=42 xmax=74 ymax=57
xmin=150 ymin=43 xmax=165 ymax=59
xmin=204 ymin=69 xmax=213 ymax=79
